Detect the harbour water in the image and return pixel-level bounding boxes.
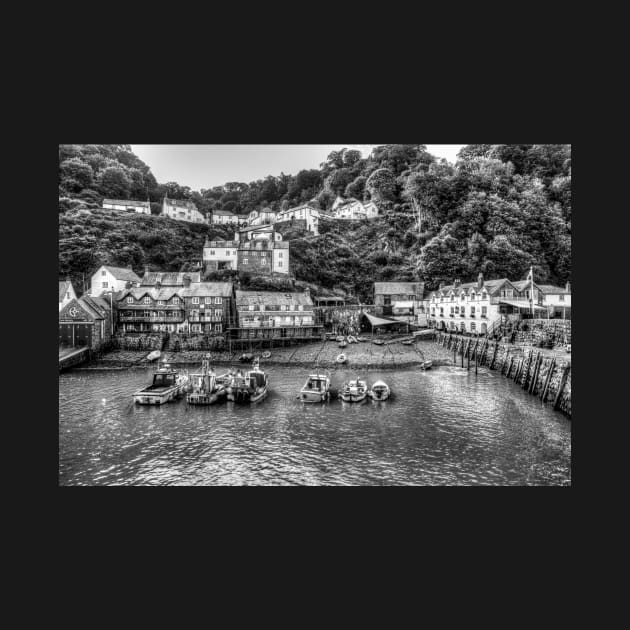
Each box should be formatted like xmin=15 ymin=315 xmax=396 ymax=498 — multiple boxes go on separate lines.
xmin=59 ymin=364 xmax=571 ymax=485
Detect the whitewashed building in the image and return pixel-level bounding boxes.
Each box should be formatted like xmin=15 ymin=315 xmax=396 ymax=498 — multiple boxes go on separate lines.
xmin=331 ymin=196 xmax=379 ymax=220
xmin=162 ymin=196 xmax=205 ymax=223
xmin=102 ymin=199 xmax=151 ymax=214
xmin=90 ymin=265 xmax=141 ymax=297
xmin=248 ymin=208 xmax=277 ymax=226
xmin=211 ymin=209 xmax=242 ymax=224
xmin=203 ymin=238 xmax=239 ymax=271
xmin=275 ymin=204 xmax=320 ymax=234
xmin=539 ymin=283 xmax=571 ymax=319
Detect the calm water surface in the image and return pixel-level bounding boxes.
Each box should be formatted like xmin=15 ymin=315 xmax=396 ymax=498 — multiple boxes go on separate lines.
xmin=59 ymin=365 xmax=571 ymax=485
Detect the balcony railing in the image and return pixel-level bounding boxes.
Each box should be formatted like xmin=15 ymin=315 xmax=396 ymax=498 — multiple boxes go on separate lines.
xmin=189 ymin=316 xmax=223 ymax=323
xmin=119 ymin=315 xmax=184 ymax=323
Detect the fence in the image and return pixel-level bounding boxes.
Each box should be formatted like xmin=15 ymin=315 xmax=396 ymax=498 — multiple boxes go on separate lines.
xmin=436 ymin=331 xmax=571 ymax=418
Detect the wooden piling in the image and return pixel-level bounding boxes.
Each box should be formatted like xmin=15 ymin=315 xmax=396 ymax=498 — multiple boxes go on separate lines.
xmin=489 ymin=343 xmax=499 ymax=369
xmin=553 ymin=364 xmax=570 ymax=411
xmin=506 ymin=355 xmax=514 ymax=379
xmin=541 ymin=357 xmax=556 ymax=402
xmin=529 ymin=352 xmax=542 ymax=394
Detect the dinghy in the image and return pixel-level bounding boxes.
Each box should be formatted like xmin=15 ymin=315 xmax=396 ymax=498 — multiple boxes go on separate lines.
xmin=368 ymin=380 xmax=390 ymax=401
xmin=338 ymin=340 xmax=347 ymax=348
xmin=336 ymin=353 xmax=347 ymax=364
xmin=372 ymin=339 xmax=384 ymax=346
xmin=261 ymin=351 xmax=272 ymax=359
xmin=335 ymin=336 xmax=344 ymax=342
xmin=340 ymin=378 xmax=367 ymax=402
xmin=401 ymin=340 xmax=414 ymax=346
xmin=298 ymin=373 xmax=331 ymax=402
xmin=145 ymin=350 xmax=161 ymax=361
xmin=421 ymin=360 xmax=433 ymax=370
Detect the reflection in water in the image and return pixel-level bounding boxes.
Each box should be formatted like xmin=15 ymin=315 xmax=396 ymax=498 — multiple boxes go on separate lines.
xmin=59 ymin=365 xmax=571 ymax=486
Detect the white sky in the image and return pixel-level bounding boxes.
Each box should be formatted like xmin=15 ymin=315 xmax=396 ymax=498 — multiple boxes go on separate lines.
xmin=131 ymin=144 xmax=465 ymax=191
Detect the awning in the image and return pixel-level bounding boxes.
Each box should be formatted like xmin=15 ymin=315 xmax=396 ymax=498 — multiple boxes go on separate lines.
xmin=499 ymin=300 xmax=547 ymax=310
xmin=364 ymin=313 xmax=401 ymax=327
xmin=393 ymin=301 xmax=414 ymax=309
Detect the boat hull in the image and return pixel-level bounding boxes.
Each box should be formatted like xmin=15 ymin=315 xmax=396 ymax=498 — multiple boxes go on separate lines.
xmin=133 ymin=386 xmax=182 ymax=405
xmin=299 ymin=390 xmax=329 ymax=403
xmin=340 ymin=391 xmax=367 ymax=402
xmin=186 ymin=389 xmax=226 ymax=405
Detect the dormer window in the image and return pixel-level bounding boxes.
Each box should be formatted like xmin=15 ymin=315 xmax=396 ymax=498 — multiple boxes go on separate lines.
xmin=482 ymin=292 xmax=487 ymax=300
xmin=192 ymin=297 xmax=200 ymax=304
xmin=127 ymin=296 xmax=133 ymax=304
xmin=143 ymin=296 xmax=151 ymax=304
xmin=172 ymin=297 xmax=180 ymax=305
xmin=461 ymin=293 xmax=465 ymax=301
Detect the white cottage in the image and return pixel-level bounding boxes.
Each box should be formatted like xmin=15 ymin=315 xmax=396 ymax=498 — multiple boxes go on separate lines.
xmin=102 ymin=199 xmax=151 ymax=214
xmin=59 ymin=279 xmax=77 ymax=312
xmin=275 ymin=204 xmax=320 ymax=234
xmin=162 ymin=196 xmax=205 ymax=223
xmin=90 ymin=265 xmax=141 ymax=297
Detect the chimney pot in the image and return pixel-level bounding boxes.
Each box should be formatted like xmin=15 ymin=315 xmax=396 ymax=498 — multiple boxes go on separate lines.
xmin=478 ymin=272 xmax=484 ymax=290
xmin=183 ymin=274 xmax=191 ymax=288
xmin=565 ymin=281 xmax=571 ymax=293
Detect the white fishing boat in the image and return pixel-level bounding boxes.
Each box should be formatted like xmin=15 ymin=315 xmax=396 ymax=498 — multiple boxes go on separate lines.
xmin=299 ymin=373 xmax=331 ymax=402
xmin=368 ymin=380 xmax=390 ymax=401
xmin=348 ymin=336 xmax=358 ymax=343
xmin=226 ymin=358 xmax=268 ymax=404
xmin=146 ymin=350 xmax=161 ymax=361
xmin=133 ymin=363 xmax=190 ymax=405
xmin=335 ymin=336 xmax=344 ymax=342
xmin=421 ymin=360 xmax=433 ymax=370
xmin=336 ymin=353 xmax=347 ymax=364
xmin=340 ymin=378 xmax=367 ymax=403
xmin=372 ymin=339 xmax=384 ymax=346
xmin=186 ymin=355 xmax=227 ymax=405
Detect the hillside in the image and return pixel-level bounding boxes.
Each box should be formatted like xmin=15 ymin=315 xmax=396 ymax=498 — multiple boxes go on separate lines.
xmin=59 ymin=143 xmax=572 ymax=299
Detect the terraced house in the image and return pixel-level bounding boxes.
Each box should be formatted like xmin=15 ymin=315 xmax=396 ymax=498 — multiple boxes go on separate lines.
xmin=231 ymin=289 xmax=322 ymax=345
xmin=427 ymin=273 xmax=548 ymax=335
xmin=102 ymin=199 xmax=151 ymax=214
xmin=162 ymin=196 xmax=205 ymax=223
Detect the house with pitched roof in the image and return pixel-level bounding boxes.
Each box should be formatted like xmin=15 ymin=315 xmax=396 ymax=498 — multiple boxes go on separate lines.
xmin=90 ymin=265 xmax=141 ymax=297
xmin=248 ymin=208 xmax=277 ymax=226
xmin=59 ymin=295 xmax=114 ymax=350
xmin=427 ymin=273 xmax=549 ymax=334
xmin=275 ymin=204 xmax=320 ymax=234
xmin=140 ymin=271 xmax=201 ymax=286
xmin=162 ymin=196 xmax=205 ymax=223
xmin=118 ymin=274 xmax=234 ymax=334
xmin=374 ymin=282 xmax=425 ymax=317
xmin=231 ymin=289 xmax=322 ymax=345
xmin=102 ymin=199 xmax=151 ymax=214
xmin=203 ymin=237 xmax=239 ymax=271
xmin=211 ymin=208 xmax=244 ymax=225
xmin=538 ymin=283 xmax=571 ymax=319
xmin=59 ymin=279 xmax=77 ymax=312
xmin=331 ymin=196 xmax=379 ymax=220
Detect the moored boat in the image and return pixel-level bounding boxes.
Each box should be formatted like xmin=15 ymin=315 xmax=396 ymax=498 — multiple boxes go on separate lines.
xmin=340 ymin=378 xmax=367 ymax=402
xmin=145 ymin=350 xmax=161 ymax=361
xmin=372 ymin=339 xmax=384 ymax=346
xmin=368 ymin=380 xmax=390 ymax=401
xmin=186 ymin=354 xmax=227 ymax=405
xmin=336 ymin=353 xmax=347 ymax=364
xmin=227 ymin=358 xmax=268 ymax=404
xmin=261 ymin=351 xmax=272 ymax=359
xmin=298 ymin=373 xmax=331 ymax=402
xmin=401 ymin=340 xmax=414 ymax=346
xmin=335 ymin=336 xmax=344 ymax=342
xmin=338 ymin=340 xmax=347 ymax=348
xmin=421 ymin=360 xmax=433 ymax=370
xmin=133 ymin=363 xmax=190 ymax=405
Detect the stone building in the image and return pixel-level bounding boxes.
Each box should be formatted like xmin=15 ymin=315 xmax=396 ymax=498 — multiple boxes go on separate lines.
xmin=211 ymin=209 xmax=244 ymax=224
xmin=236 ymin=225 xmax=289 ymax=276
xmin=374 ymin=282 xmax=425 ymax=317
xmin=102 ymin=199 xmax=151 ymax=214
xmin=59 ymin=295 xmax=114 ymax=350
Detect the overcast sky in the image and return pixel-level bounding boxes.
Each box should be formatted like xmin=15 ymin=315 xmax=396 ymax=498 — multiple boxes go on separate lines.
xmin=131 ymin=144 xmax=466 ymax=191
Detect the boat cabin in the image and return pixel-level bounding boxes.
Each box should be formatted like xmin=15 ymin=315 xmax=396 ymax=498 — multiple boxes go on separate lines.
xmin=247 ymin=371 xmax=267 ymax=389
xmin=305 ymin=375 xmax=328 ymax=392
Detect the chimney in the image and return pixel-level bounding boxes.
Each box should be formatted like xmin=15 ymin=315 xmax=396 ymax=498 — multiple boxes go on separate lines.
xmin=125 ymin=281 xmax=132 ymax=290
xmin=304 ymin=287 xmax=311 ymax=298
xmin=438 ymin=282 xmax=444 ymax=290
xmin=155 ymin=279 xmax=161 ymax=289
xmin=144 ymin=265 xmax=149 ymax=274
xmin=477 ymin=273 xmax=484 ymax=290
xmin=183 ymin=274 xmax=191 ymax=288
xmin=454 ymin=279 xmax=461 ymax=288
xmin=565 ymin=281 xmax=571 ymax=293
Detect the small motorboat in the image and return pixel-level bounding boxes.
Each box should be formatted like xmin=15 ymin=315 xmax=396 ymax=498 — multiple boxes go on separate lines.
xmin=227 ymin=358 xmax=268 ymax=403
xmin=261 ymin=351 xmax=272 ymax=359
xmin=239 ymin=353 xmax=254 ymax=362
xmin=145 ymin=350 xmax=161 ymax=361
xmin=401 ymin=340 xmax=414 ymax=346
xmin=356 ymin=336 xmax=368 ymax=342
xmin=133 ymin=363 xmax=190 ymax=405
xmin=187 ymin=355 xmax=227 ymax=405
xmin=336 ymin=353 xmax=347 ymax=364
xmin=298 ymin=373 xmax=331 ymax=402
xmin=421 ymin=360 xmax=433 ymax=370
xmin=340 ymin=378 xmax=367 ymax=402
xmin=368 ymin=380 xmax=390 ymax=401
xmin=335 ymin=336 xmax=344 ymax=342
xmin=338 ymin=340 xmax=347 ymax=348
xmin=348 ymin=336 xmax=358 ymax=343
xmin=372 ymin=339 xmax=384 ymax=346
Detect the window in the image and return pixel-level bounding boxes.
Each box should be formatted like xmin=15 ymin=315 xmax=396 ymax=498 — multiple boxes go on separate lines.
xmin=191 ymin=324 xmax=201 ymax=332
xmin=470 ymin=322 xmax=476 ymax=331
xmin=455 ymin=306 xmax=459 ymax=314
xmin=278 ymin=261 xmax=283 ymax=267
xmin=482 ymin=292 xmax=487 ymax=300
xmin=127 ymin=296 xmax=133 ymax=304
xmin=210 ymin=250 xmax=215 ymax=255
xmin=461 ymin=306 xmax=465 ymax=317
xmin=215 ymin=297 xmax=222 ymax=304
xmin=281 ymin=305 xmax=286 ymax=311
xmin=439 ymin=307 xmax=444 ymax=317
xmin=101 ymin=270 xmax=106 ymax=276
xmin=279 ymin=252 xmax=283 ymax=258
xmin=144 ymin=296 xmax=151 ymax=304
xmin=261 ymin=252 xmax=266 ymax=257
xmin=66 ymin=292 xmax=70 ymax=299
xmin=172 ymin=297 xmax=180 ymax=305
xmin=157 ymin=300 xmax=165 ymax=306
xmin=470 ymin=306 xmax=476 ymax=317
xmin=559 ymin=295 xmax=565 ymax=302
xmin=192 ymin=297 xmax=200 ymax=304
xmin=481 ymin=306 xmax=487 ymax=317
xmin=144 ymin=310 xmax=151 ymax=318
xmin=249 ymin=304 xmax=255 ymax=311
xmin=215 ymin=323 xmax=222 ymax=332
xmin=298 ymin=305 xmax=303 ymax=311
xmin=244 ymin=258 xmax=248 ymax=265
xmin=214 ymin=309 xmax=222 ymax=318
xmin=102 ymin=282 xmax=108 ymax=288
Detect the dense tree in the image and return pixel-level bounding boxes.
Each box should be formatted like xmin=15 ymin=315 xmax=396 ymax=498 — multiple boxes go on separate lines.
xmin=97 ymin=166 xmax=131 ymax=198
